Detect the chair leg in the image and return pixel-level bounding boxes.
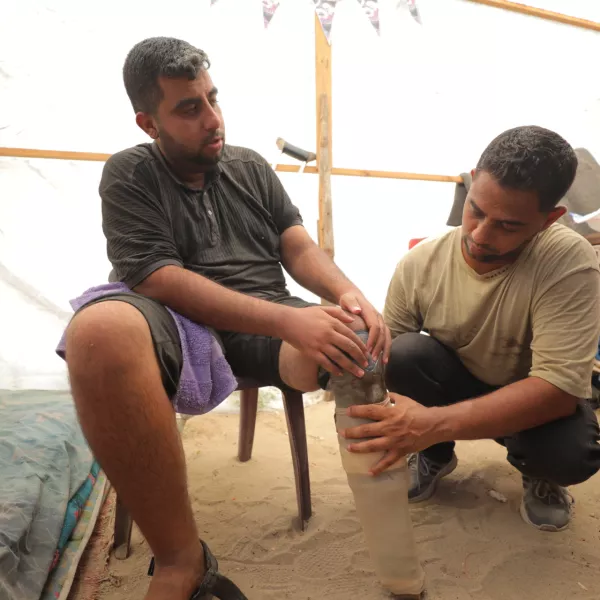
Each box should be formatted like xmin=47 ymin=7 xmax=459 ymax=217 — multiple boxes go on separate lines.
xmin=113 ymin=495 xmax=133 ymax=560
xmin=282 ymin=391 xmax=312 ymax=529
xmin=238 ymin=388 xmax=259 ymax=462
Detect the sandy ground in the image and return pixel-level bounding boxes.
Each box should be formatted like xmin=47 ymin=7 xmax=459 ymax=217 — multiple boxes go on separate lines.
xmin=91 ymin=402 xmax=600 ymax=600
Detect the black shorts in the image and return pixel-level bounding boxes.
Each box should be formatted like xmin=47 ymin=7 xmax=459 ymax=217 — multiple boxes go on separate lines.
xmin=78 ymin=293 xmax=316 ymax=398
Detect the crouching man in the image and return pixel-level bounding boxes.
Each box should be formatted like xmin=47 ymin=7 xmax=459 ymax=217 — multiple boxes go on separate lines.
xmin=340 ymin=125 xmax=600 ymax=532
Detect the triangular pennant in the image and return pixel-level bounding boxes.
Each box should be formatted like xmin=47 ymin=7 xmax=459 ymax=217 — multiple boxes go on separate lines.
xmin=313 ymin=0 xmax=339 ymax=44
xmin=397 ymin=0 xmax=422 ymax=24
xmin=262 ymin=0 xmax=280 ymax=28
xmin=357 ymin=0 xmax=380 ymax=36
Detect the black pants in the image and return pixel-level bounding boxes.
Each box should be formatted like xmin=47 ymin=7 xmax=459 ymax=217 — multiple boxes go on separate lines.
xmin=385 ymin=332 xmax=600 ymax=487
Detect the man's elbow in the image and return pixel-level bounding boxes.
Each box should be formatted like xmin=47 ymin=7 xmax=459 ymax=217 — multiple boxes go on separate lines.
xmin=133 ymin=265 xmax=181 ymax=297
xmin=549 ymin=390 xmax=579 ymax=419
xmin=560 ymin=394 xmax=579 ymax=417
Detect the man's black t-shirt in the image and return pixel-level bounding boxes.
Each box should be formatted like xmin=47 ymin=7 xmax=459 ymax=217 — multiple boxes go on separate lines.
xmin=100 ymin=143 xmax=304 ymax=300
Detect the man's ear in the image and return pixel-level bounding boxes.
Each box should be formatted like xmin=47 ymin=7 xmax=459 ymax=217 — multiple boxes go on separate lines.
xmin=470 ymin=168 xmax=476 ymax=179
xmin=542 ymin=205 xmax=567 ymax=230
xmin=135 ymin=112 xmax=159 ymax=139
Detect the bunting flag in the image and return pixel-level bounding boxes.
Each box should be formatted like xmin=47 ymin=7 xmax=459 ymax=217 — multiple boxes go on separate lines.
xmin=313 ymin=0 xmax=339 ymax=44
xmin=397 ymin=0 xmax=422 ymax=24
xmin=357 ymin=0 xmax=380 ymax=35
xmin=262 ymin=0 xmax=280 ymax=28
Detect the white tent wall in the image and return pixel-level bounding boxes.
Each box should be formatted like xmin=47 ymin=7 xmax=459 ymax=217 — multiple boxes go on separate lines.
xmin=1 ymin=0 xmax=600 ymax=390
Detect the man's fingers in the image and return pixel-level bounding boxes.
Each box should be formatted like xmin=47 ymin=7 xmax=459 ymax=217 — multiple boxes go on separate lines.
xmin=340 ymin=421 xmax=385 ymax=440
xmin=371 ymin=319 xmax=385 ymax=361
xmin=369 ymin=450 xmax=403 ymax=476
xmin=346 ymin=437 xmax=392 ymax=454
xmin=382 ymin=324 xmax=392 ymax=364
xmin=333 ymin=321 xmax=368 ymax=355
xmin=366 ymin=321 xmax=380 ymax=356
xmin=340 ymin=294 xmax=362 ymax=314
xmin=314 ymin=352 xmax=341 ymax=376
xmin=323 ymin=344 xmax=364 ymax=378
xmin=321 ymin=305 xmax=355 ymax=323
xmin=346 ymin=403 xmax=389 ymax=421
xmin=331 ymin=331 xmax=368 ymax=368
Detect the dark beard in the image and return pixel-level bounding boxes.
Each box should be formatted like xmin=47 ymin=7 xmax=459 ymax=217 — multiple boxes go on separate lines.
xmin=158 ymin=128 xmax=224 ymax=168
xmin=462 ymin=234 xmax=534 ymax=264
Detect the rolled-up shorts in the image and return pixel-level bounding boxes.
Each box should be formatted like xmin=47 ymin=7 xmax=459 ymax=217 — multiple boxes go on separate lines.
xmin=78 ymin=293 xmax=319 ymax=397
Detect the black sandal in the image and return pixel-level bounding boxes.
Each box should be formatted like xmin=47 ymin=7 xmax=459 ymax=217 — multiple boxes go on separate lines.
xmin=148 ymin=540 xmax=248 ymax=599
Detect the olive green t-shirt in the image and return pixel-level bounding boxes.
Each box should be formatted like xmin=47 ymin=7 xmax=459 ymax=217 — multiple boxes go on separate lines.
xmin=383 ymin=224 xmax=600 ymax=397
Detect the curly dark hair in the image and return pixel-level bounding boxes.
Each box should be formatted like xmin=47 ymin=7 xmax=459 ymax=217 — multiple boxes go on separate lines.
xmin=476 ymin=125 xmax=578 ymax=212
xmin=123 ymin=37 xmax=210 ymax=115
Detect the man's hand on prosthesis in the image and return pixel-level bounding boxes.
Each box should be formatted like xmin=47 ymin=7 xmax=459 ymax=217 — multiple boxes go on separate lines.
xmin=339 ymin=291 xmax=392 ymax=364
xmin=338 ymin=393 xmax=446 ymax=476
xmin=280 ymin=305 xmax=370 ymax=377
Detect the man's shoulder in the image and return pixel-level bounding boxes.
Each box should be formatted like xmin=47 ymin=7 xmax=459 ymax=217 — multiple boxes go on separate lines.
xmin=533 ymin=224 xmax=599 ymax=273
xmin=403 ymin=228 xmax=458 ymax=266
xmin=391 ymin=228 xmax=458 ymax=286
xmin=101 ymin=143 xmax=155 ymax=184
xmin=221 ymin=144 xmax=270 ymax=172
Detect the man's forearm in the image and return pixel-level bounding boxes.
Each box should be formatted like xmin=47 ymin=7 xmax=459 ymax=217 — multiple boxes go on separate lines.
xmin=433 ymin=377 xmax=579 ymax=442
xmin=134 ymin=265 xmax=292 ymax=336
xmin=285 ymin=245 xmax=358 ymax=304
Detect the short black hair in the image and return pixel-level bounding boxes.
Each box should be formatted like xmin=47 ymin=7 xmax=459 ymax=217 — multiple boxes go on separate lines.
xmin=123 ymin=37 xmax=210 ymax=114
xmin=476 ymin=125 xmax=578 ymax=212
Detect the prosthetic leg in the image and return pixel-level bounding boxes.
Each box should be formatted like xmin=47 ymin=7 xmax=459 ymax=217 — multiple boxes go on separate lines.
xmin=329 ymin=331 xmax=426 ymax=598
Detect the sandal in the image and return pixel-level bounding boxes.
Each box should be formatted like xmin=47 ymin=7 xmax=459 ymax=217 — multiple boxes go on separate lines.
xmin=148 ymin=540 xmax=248 ymax=599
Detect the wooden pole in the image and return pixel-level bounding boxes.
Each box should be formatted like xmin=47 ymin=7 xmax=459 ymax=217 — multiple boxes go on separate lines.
xmin=315 ymin=15 xmax=335 ymax=402
xmin=317 ymin=94 xmax=334 ymax=260
xmin=465 ymin=0 xmax=600 ymax=32
xmin=315 ymin=13 xmax=334 ymax=259
xmin=0 ymin=147 xmax=111 ymax=162
xmin=0 ymin=146 xmax=463 ymax=183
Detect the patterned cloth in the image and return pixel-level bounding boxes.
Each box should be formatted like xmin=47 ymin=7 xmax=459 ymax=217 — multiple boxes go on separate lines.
xmin=0 ymin=391 xmax=94 ymax=600
xmin=41 ymin=470 xmax=108 ymax=600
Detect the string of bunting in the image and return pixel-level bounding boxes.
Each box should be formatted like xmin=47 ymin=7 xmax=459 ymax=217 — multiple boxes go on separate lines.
xmin=209 ymin=0 xmax=422 ymax=40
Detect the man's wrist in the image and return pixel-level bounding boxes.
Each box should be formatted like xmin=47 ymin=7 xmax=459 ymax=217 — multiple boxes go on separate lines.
xmin=267 ymin=303 xmax=297 ymax=339
xmin=428 ymin=404 xmax=466 ymax=444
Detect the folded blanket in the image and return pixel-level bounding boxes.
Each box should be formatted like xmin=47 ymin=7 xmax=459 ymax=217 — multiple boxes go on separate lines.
xmin=55 ymin=283 xmax=237 ymax=415
xmin=446 ymin=149 xmax=600 ymax=231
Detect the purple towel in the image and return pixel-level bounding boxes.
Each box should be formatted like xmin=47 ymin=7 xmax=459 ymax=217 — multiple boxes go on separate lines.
xmin=55 ymin=283 xmax=237 ymax=415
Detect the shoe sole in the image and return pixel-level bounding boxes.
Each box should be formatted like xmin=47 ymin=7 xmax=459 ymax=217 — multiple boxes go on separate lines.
xmin=409 ymin=453 xmax=458 ymax=504
xmin=519 ymin=498 xmax=570 ymax=533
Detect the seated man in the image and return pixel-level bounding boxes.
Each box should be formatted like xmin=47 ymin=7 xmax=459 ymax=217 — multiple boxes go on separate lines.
xmin=63 ymin=37 xmax=390 ymax=600
xmin=340 ymin=125 xmax=600 ymax=533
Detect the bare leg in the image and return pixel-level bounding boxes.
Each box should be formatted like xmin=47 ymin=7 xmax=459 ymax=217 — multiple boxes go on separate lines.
xmin=279 ymin=312 xmax=367 ymax=391
xmin=65 ymin=301 xmax=203 ymax=600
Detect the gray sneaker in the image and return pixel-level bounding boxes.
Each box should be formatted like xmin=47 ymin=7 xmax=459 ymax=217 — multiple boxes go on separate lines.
xmin=520 ymin=476 xmax=574 ymax=532
xmin=408 ymin=452 xmax=458 ymax=503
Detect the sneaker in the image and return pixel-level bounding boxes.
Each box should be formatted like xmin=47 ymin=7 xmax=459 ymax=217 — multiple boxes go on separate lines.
xmin=520 ymin=476 xmax=574 ymax=532
xmin=408 ymin=452 xmax=458 ymax=503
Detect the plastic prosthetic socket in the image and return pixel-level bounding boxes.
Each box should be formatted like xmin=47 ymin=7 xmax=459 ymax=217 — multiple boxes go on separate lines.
xmin=330 ymin=331 xmax=426 ymax=599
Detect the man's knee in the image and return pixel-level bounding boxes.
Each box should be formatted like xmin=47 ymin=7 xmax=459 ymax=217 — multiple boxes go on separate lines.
xmin=346 ymin=311 xmax=367 ymax=333
xmin=507 ymin=436 xmax=600 ymax=487
xmin=65 ymin=301 xmax=152 ymax=378
xmin=385 ymin=332 xmax=437 ymax=391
